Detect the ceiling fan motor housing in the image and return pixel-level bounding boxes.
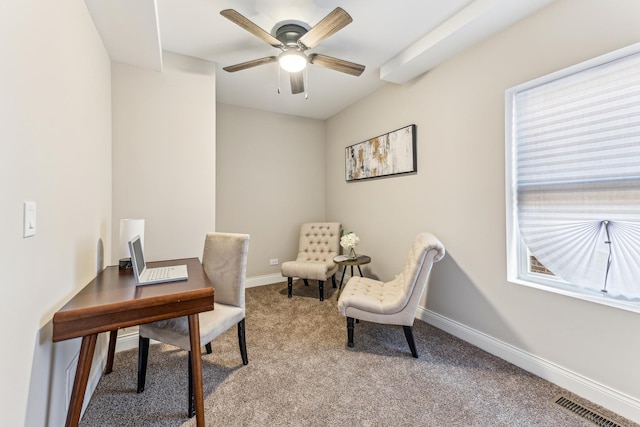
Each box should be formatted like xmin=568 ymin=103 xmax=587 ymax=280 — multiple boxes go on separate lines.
xmin=274 ymin=23 xmax=308 ymax=49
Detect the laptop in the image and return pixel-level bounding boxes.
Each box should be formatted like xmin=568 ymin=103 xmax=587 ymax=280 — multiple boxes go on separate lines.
xmin=128 ymin=235 xmax=188 ymax=285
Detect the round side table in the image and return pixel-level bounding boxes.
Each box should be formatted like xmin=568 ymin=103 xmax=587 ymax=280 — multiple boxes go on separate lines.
xmin=333 ymin=254 xmax=372 ymax=290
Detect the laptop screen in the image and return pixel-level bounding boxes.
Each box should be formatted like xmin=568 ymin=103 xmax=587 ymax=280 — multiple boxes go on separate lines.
xmin=129 ymin=235 xmax=146 ymax=277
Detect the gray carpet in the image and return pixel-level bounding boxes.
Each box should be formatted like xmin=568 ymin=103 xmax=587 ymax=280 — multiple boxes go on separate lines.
xmin=80 ymin=281 xmax=637 ymax=426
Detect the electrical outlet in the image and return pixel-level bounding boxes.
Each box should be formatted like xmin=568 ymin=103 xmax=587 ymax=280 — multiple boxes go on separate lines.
xmin=269 ymin=258 xmax=279 ymax=266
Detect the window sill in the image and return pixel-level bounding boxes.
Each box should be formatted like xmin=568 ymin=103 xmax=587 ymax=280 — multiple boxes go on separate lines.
xmin=509 ymin=275 xmax=640 ymax=314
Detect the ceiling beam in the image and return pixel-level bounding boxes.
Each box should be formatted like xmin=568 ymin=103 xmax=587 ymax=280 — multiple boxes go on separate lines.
xmin=85 ymin=0 xmax=163 ymax=71
xmin=380 ymin=0 xmax=555 ymax=84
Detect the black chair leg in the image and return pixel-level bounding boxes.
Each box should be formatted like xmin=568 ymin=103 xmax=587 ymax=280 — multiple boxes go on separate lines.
xmin=205 ymin=342 xmax=212 ymax=354
xmin=347 ymin=317 xmax=355 ymax=347
xmin=319 ymin=280 xmax=324 ymax=301
xmin=403 ymin=325 xmax=419 ymax=358
xmin=287 ymin=277 xmax=293 ymax=298
xmin=303 ymin=279 xmax=309 ymax=286
xmin=237 ymin=319 xmax=249 ymax=365
xmin=187 ymin=351 xmax=195 ymax=418
xmin=137 ymin=336 xmax=150 ymax=393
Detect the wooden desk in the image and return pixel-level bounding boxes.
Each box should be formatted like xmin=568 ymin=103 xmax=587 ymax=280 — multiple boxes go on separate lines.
xmin=52 ymin=258 xmax=214 ymax=427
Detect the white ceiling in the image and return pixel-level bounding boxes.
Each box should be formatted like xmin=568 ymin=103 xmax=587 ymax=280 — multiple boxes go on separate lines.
xmin=85 ymin=0 xmax=555 ymax=119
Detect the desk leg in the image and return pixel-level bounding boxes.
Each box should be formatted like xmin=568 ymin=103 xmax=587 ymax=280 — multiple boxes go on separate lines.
xmin=104 ymin=330 xmax=118 ymax=374
xmin=188 ymin=314 xmax=205 ymax=426
xmin=65 ymin=333 xmax=98 ymax=427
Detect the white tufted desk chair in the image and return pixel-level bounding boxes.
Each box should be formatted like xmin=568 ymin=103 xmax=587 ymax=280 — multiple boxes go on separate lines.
xmin=137 ymin=232 xmax=250 ymax=418
xmin=337 ymin=232 xmax=445 ymax=357
xmin=281 ymin=222 xmax=342 ymax=301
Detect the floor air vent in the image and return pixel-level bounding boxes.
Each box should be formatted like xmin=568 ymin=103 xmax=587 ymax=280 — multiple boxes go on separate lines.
xmin=553 ymin=394 xmax=622 ymax=427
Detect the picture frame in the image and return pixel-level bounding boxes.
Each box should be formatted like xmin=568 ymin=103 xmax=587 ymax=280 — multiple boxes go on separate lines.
xmin=345 ymin=124 xmax=417 ymax=181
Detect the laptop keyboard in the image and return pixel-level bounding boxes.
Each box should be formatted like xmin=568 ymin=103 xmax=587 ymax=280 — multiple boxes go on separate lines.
xmin=147 ymin=268 xmax=170 ymax=280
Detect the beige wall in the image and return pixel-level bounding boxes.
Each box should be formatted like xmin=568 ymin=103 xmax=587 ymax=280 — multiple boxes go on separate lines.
xmin=111 ymin=52 xmax=217 ymax=262
xmin=216 ymin=104 xmax=326 ymax=278
xmin=326 ymin=0 xmax=640 ymax=420
xmin=0 ymin=1 xmax=112 ymax=425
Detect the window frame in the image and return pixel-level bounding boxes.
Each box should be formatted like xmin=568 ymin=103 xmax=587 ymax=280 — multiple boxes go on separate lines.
xmin=505 ymin=42 xmax=640 ymax=314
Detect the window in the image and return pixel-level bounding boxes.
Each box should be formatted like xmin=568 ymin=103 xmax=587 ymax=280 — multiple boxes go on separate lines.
xmin=506 ymin=43 xmax=640 ymax=312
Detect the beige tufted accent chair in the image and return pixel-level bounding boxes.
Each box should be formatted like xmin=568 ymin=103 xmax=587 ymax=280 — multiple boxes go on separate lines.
xmin=337 ymin=232 xmax=445 ymax=357
xmin=281 ymin=222 xmax=342 ymax=301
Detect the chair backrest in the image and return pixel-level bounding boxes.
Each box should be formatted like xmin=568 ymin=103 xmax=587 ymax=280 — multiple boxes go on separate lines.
xmin=295 ymin=222 xmax=341 ymax=263
xmin=385 ymin=232 xmax=445 ymax=316
xmin=202 ymin=232 xmax=250 ymax=308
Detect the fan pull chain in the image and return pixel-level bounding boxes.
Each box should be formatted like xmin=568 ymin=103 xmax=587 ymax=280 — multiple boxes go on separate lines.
xmin=601 ymin=220 xmax=612 ymax=294
xmin=277 ymin=66 xmax=281 ymax=94
xmin=304 ymin=66 xmax=309 ymax=100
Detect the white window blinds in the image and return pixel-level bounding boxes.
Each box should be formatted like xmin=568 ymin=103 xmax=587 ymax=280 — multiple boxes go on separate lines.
xmin=514 ymin=50 xmax=640 ymax=300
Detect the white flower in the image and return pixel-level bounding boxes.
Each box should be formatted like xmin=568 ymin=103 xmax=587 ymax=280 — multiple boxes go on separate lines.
xmin=340 ymin=232 xmax=360 ymax=249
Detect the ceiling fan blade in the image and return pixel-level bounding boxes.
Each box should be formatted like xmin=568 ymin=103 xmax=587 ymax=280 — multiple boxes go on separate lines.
xmin=220 ymin=9 xmax=283 ymax=48
xmin=309 ymin=54 xmax=365 ymax=77
xmin=290 ymin=72 xmax=304 ymax=94
xmin=223 ymin=56 xmax=277 ymax=73
xmin=298 ymin=7 xmax=352 ymax=49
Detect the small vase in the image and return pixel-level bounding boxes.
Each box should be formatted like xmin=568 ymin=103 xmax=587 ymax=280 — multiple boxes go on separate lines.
xmin=348 ymin=247 xmax=357 ymax=259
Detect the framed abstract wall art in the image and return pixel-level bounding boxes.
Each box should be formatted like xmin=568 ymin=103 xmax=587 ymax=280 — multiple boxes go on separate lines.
xmin=345 ymin=124 xmax=416 ymax=181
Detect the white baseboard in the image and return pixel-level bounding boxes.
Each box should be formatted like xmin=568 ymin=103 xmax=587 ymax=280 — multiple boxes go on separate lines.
xmin=416 ymin=306 xmax=640 ymax=424
xmin=246 ymin=273 xmax=285 ymax=288
xmin=115 ymin=327 xmax=141 ymax=353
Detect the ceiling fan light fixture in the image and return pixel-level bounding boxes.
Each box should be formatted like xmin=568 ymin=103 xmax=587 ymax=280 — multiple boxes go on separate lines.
xmin=278 ymin=49 xmax=307 ymax=73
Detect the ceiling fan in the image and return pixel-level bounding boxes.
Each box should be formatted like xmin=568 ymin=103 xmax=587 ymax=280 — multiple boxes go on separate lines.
xmin=220 ymin=7 xmax=365 ymax=95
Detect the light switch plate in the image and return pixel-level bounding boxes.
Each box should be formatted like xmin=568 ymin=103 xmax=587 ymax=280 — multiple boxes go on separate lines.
xmin=23 ymin=201 xmax=36 ymax=237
